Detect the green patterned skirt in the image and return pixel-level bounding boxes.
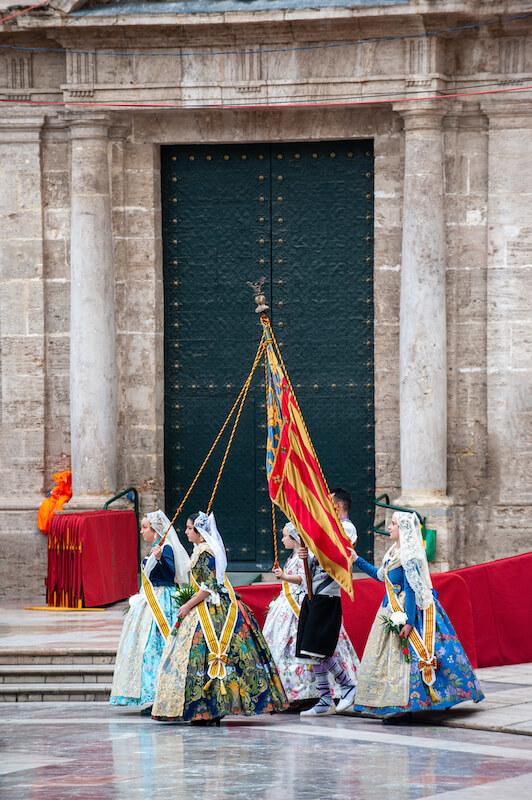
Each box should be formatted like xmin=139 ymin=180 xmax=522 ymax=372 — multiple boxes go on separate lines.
xmin=152 ymin=597 xmax=287 ymax=721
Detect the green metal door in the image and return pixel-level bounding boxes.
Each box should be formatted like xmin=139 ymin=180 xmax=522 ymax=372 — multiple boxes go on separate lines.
xmin=162 ymin=140 xmax=374 ymax=568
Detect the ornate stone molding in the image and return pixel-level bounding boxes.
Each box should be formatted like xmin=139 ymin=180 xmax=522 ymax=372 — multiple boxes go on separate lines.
xmin=481 ymin=99 xmax=532 ymax=128
xmin=65 ymin=50 xmax=96 ymax=98
xmin=499 ymin=37 xmax=527 ymax=74
xmin=0 ymin=51 xmax=32 ymax=89
xmin=0 ymin=115 xmax=45 ymax=143
xmin=393 ymin=101 xmax=448 ymax=131
xmin=68 ymin=113 xmax=112 ymax=140
xmin=444 ymin=102 xmax=488 ymax=132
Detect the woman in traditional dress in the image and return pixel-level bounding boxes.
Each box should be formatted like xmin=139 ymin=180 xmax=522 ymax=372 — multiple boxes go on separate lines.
xmin=152 ymin=511 xmax=287 ymax=724
xmin=263 ymin=522 xmax=359 ymax=705
xmin=110 ymin=510 xmax=190 ymax=712
xmin=352 ymin=511 xmax=484 ymax=720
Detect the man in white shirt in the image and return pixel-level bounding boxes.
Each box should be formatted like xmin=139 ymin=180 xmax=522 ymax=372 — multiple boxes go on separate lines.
xmin=296 ymin=486 xmax=359 ymax=717
xmin=330 ymin=487 xmax=357 ymax=545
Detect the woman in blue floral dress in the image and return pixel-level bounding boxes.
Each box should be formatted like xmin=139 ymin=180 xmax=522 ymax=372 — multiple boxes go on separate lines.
xmin=352 ymin=511 xmax=484 ymax=720
xmin=152 ymin=511 xmax=287 ymax=724
xmin=110 ymin=510 xmax=190 ymax=711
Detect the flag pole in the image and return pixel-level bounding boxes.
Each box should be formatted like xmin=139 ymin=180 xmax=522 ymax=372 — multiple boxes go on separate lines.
xmin=248 ymin=278 xmax=314 ymax=600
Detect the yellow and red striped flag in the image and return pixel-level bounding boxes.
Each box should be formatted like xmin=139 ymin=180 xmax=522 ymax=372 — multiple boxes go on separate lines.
xmin=263 ymin=319 xmax=354 ymax=598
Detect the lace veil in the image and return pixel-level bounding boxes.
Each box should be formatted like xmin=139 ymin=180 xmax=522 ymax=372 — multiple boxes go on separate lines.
xmin=145 ymin=509 xmax=191 ymax=585
xmin=193 ymin=511 xmax=228 ymax=585
xmin=396 ymin=511 xmax=433 ymax=610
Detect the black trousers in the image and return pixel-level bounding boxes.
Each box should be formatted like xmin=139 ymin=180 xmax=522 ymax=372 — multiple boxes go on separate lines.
xmin=296 ymin=594 xmax=342 ymax=659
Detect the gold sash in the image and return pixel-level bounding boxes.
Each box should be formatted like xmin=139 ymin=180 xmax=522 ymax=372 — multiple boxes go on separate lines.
xmin=190 ymin=574 xmax=239 ymax=695
xmin=384 ymin=567 xmax=438 ymax=698
xmin=140 ymin=571 xmax=170 ymax=640
xmin=282 ymin=580 xmax=301 ymax=618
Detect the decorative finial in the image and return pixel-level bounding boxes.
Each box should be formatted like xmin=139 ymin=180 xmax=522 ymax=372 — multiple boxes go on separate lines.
xmin=247 ymin=276 xmax=269 ymax=314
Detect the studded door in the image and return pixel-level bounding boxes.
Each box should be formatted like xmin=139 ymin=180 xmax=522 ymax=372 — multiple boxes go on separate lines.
xmin=162 ymin=140 xmax=374 ymax=569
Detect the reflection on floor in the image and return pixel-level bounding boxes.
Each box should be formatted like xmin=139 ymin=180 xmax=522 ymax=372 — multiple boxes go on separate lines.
xmin=1 ymin=703 xmax=532 ymax=800
xmin=2 ymin=606 xmax=532 ymax=798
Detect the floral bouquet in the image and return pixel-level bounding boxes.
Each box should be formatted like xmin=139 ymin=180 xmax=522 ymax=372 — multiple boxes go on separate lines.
xmin=171 ymin=584 xmax=197 ymax=635
xmin=380 ymin=610 xmax=411 ymax=663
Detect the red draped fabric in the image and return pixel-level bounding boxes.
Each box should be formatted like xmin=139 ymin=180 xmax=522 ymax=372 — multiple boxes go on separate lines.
xmin=237 ymin=570 xmax=478 ymax=667
xmin=454 ymin=552 xmax=532 ymax=667
xmin=47 ymin=510 xmax=138 ymax=607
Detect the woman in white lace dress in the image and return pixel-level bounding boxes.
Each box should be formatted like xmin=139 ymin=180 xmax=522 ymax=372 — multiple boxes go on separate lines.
xmin=263 ymin=523 xmax=359 ymax=703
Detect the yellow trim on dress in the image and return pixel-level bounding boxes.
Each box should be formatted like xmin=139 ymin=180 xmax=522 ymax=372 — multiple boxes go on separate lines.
xmin=141 ymin=570 xmax=170 ymax=639
xmin=190 ymin=573 xmax=239 ymax=696
xmin=384 ymin=566 xmax=438 ymax=702
xmin=282 ymin=580 xmax=301 ymax=618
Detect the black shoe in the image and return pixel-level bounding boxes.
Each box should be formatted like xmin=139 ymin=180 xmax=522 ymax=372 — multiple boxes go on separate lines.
xmin=140 ymin=705 xmax=153 ymax=716
xmin=190 ymin=716 xmax=223 ymax=727
xmin=382 ymin=712 xmax=412 ymax=725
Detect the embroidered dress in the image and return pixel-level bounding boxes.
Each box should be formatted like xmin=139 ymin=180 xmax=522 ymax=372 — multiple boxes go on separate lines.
xmin=263 ymin=553 xmax=359 ymax=702
xmin=354 ymin=553 xmax=484 ymax=717
xmin=152 ymin=543 xmax=287 ymax=721
xmin=110 ymin=545 xmax=178 ymax=707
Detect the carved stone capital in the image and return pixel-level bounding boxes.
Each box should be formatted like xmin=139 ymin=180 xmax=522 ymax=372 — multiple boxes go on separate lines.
xmin=393 ymin=101 xmax=448 ymax=132
xmin=68 ymin=113 xmax=113 ymax=141
xmin=481 ymin=99 xmax=532 ymax=129
xmin=0 ymin=115 xmax=45 ymax=144
xmin=444 ymin=102 xmax=488 ymax=132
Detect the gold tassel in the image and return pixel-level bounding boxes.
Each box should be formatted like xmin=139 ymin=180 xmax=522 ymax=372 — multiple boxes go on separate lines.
xmin=429 ymin=685 xmax=439 ymax=703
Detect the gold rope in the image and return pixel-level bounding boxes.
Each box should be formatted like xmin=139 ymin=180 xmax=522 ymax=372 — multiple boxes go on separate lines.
xmin=207 ymin=339 xmax=266 ymax=513
xmin=270 ymin=502 xmax=279 ymax=569
xmin=157 ymin=333 xmax=266 ymax=546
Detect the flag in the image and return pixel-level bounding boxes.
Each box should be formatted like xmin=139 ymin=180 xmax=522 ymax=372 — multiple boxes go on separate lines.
xmin=263 ymin=320 xmax=354 ymax=597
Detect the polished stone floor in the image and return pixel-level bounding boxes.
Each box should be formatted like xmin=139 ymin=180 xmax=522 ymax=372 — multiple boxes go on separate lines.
xmin=2 ymin=607 xmax=532 ymax=799
xmin=1 ymin=703 xmax=532 ymax=800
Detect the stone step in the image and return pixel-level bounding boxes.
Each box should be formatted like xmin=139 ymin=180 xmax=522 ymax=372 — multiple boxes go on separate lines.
xmin=0 ymin=649 xmax=116 ymax=665
xmin=0 ymin=682 xmax=112 ymax=702
xmin=0 ymin=663 xmax=114 ymax=684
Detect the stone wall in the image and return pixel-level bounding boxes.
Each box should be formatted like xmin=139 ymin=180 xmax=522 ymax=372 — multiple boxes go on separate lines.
xmin=0 ymin=116 xmax=47 ymax=599
xmin=483 ymin=101 xmax=532 ymax=563
xmin=1 ymin=2 xmax=531 ymax=599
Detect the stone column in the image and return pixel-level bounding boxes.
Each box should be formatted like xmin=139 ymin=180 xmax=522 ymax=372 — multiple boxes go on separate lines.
xmin=69 ymin=115 xmax=117 ymax=504
xmin=394 ymin=103 xmax=452 ymax=568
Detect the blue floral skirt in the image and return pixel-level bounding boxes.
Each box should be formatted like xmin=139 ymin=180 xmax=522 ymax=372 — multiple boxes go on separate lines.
xmin=110 ymin=586 xmax=176 ymax=707
xmin=354 ymin=597 xmax=484 ymax=717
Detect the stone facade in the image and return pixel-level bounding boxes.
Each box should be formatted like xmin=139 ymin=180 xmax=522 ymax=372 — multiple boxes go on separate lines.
xmin=0 ymin=1 xmax=531 ymax=599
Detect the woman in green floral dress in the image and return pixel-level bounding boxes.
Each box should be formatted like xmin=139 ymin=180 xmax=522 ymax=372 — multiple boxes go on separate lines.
xmin=152 ymin=511 xmax=287 ymax=724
